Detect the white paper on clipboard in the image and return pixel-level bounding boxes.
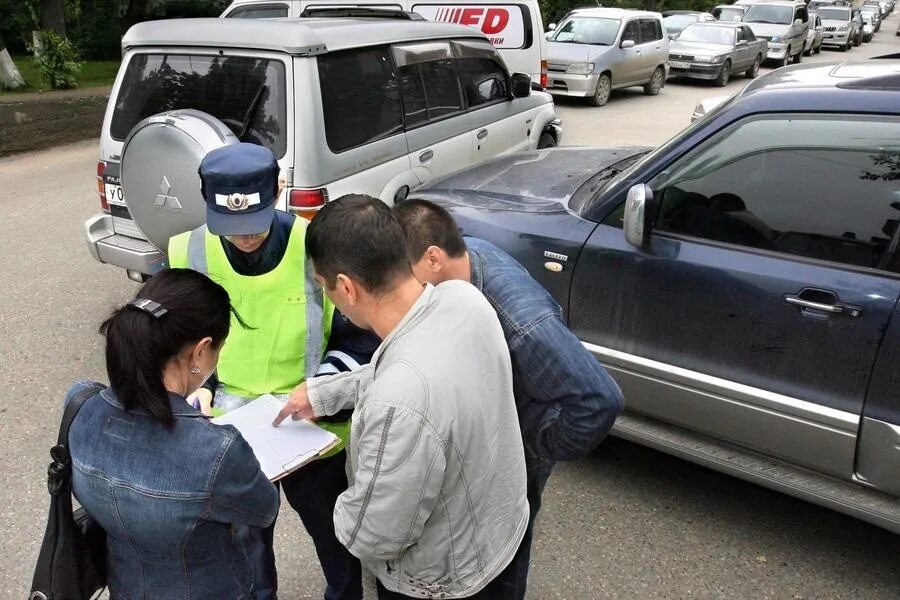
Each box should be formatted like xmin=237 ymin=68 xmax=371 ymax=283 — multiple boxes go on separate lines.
xmin=212 ymin=394 xmax=340 ymax=481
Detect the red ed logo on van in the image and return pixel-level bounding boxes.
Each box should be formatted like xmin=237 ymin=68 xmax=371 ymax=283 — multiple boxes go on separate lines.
xmin=413 ymin=4 xmax=527 ymax=49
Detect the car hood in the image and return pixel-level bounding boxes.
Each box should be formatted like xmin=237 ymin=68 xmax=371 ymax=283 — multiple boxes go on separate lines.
xmin=670 ymin=41 xmax=732 ymax=55
xmin=547 ymin=42 xmax=612 ymax=65
xmin=744 ymin=22 xmax=791 ymax=37
xmin=413 ymin=147 xmax=648 ymax=213
xmin=821 ymin=19 xmax=849 ymax=26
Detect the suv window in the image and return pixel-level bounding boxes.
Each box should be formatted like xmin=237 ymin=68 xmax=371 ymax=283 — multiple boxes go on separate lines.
xmin=452 ymin=39 xmax=509 ymax=108
xmin=650 ymin=114 xmax=900 ymax=272
xmin=639 ymin=19 xmax=661 ymax=43
xmin=394 ymin=41 xmax=464 ymax=126
xmin=228 ymin=4 xmax=289 ymax=18
xmin=318 ymin=46 xmax=404 ymax=153
xmin=622 ymin=20 xmax=639 ymax=44
xmin=111 ymin=54 xmax=287 ymax=157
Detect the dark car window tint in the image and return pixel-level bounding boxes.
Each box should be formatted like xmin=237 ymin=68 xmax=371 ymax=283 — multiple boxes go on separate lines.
xmin=639 ymin=19 xmax=660 ymax=43
xmin=394 ymin=42 xmax=464 ymax=124
xmin=111 ymin=54 xmax=287 ymax=157
xmin=318 ymin=46 xmax=403 ymax=153
xmin=228 ymin=5 xmax=289 ymax=18
xmin=650 ymin=115 xmax=900 ymax=272
xmin=622 ymin=21 xmax=639 ymax=43
xmin=452 ymin=39 xmax=509 ymax=108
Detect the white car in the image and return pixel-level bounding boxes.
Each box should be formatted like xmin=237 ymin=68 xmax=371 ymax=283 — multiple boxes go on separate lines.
xmin=84 ymin=15 xmax=560 ymax=280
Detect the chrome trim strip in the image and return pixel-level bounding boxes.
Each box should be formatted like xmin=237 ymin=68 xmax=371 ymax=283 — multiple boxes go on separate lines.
xmin=584 ymin=342 xmax=859 ymax=432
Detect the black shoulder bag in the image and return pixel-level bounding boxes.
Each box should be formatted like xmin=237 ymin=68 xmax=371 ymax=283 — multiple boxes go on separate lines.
xmin=30 ymin=383 xmax=108 ymax=600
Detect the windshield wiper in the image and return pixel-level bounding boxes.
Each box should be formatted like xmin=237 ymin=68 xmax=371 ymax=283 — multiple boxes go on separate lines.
xmin=237 ymin=82 xmax=267 ymax=141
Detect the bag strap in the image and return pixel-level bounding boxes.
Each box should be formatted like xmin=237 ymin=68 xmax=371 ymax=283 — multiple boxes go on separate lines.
xmin=57 ymin=383 xmax=106 ymax=447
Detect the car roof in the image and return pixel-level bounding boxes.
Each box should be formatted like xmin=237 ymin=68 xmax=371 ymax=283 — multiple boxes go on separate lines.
xmin=684 ymin=21 xmax=744 ymax=28
xmin=569 ymin=7 xmax=663 ymax=19
xmin=121 ymin=17 xmax=484 ymax=55
xmin=735 ymin=59 xmax=900 ymax=113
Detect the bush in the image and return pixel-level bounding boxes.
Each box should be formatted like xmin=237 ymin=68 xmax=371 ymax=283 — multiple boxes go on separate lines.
xmin=29 ymin=30 xmax=83 ymax=89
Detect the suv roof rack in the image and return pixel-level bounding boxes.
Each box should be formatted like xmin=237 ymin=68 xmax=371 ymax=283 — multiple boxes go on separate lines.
xmin=298 ymin=7 xmax=425 ymax=20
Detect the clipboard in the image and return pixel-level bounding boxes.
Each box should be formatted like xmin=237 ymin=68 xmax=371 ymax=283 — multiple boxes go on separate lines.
xmin=212 ymin=394 xmax=340 ymax=481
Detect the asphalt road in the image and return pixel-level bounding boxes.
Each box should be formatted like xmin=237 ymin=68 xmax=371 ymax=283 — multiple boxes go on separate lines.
xmin=2 ymin=19 xmax=900 ymax=599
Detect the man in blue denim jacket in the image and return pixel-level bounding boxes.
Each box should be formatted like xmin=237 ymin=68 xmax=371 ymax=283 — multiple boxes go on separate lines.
xmin=394 ymin=200 xmax=624 ymax=600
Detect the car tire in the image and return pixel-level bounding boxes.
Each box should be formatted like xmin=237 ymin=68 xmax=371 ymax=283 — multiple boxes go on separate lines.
xmin=537 ymin=132 xmax=557 ymax=149
xmin=745 ymin=55 xmax=761 ymax=79
xmin=804 ymin=42 xmax=812 ymax=56
xmin=589 ymin=73 xmax=611 ymax=107
xmin=644 ymin=67 xmax=664 ymax=96
xmin=715 ymin=60 xmax=731 ymax=87
xmin=779 ymin=48 xmax=791 ymax=68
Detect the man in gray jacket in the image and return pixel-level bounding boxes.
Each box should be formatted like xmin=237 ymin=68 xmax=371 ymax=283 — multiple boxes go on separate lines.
xmin=274 ymin=195 xmax=528 ymax=599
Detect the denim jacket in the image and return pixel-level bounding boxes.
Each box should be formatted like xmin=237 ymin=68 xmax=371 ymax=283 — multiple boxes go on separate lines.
xmin=66 ymin=381 xmax=279 ymax=599
xmin=466 ymin=237 xmax=625 ymax=462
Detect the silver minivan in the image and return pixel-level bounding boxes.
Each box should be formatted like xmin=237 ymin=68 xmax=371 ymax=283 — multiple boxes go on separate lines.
xmin=740 ymin=0 xmax=809 ymax=66
xmin=544 ymin=8 xmax=669 ymax=106
xmin=84 ymin=16 xmax=559 ymax=280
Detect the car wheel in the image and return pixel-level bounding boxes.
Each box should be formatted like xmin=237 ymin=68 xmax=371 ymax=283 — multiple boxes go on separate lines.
xmin=745 ymin=54 xmax=761 ymax=79
xmin=793 ymin=47 xmax=802 ymax=63
xmin=715 ymin=60 xmax=731 ymax=87
xmin=779 ymin=48 xmax=791 ymax=67
xmin=589 ymin=73 xmax=611 ymax=107
xmin=537 ymin=132 xmax=556 ymax=149
xmin=804 ymin=42 xmax=812 ymax=56
xmin=644 ymin=67 xmax=664 ymax=96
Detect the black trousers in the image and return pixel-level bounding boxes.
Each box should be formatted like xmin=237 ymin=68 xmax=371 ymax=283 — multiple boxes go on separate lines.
xmin=281 ymin=450 xmax=363 ymax=600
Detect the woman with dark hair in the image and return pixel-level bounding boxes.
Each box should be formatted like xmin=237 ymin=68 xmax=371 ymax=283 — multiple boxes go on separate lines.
xmin=66 ymin=268 xmax=279 ymax=598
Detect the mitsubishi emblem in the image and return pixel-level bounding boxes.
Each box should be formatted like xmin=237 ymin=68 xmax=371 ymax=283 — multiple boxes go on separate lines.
xmin=154 ymin=176 xmax=183 ymax=210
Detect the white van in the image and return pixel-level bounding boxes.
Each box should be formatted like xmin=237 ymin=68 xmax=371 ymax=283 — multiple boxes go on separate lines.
xmin=222 ymin=0 xmax=548 ymax=87
xmin=83 ymin=17 xmax=559 ymax=281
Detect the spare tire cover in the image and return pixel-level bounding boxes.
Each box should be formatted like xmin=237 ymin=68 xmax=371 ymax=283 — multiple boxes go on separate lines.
xmin=120 ymin=109 xmax=238 ymax=251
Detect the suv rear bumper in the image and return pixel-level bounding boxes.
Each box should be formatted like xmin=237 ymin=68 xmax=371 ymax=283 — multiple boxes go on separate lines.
xmin=84 ymin=213 xmax=166 ymax=275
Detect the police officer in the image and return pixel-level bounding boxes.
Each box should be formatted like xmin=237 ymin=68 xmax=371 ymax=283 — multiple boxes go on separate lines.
xmin=168 ymin=143 xmax=363 ymax=600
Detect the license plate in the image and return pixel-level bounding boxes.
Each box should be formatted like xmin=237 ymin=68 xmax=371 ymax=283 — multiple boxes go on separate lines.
xmin=669 ymin=61 xmax=691 ymax=69
xmin=105 ymin=182 xmax=125 ymax=205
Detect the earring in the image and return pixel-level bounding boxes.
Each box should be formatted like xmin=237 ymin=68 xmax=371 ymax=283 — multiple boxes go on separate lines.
xmin=190 ymin=366 xmax=201 ymax=374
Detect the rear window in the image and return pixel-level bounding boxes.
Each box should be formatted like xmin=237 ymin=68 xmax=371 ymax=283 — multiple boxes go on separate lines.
xmin=110 ymin=54 xmax=287 ymax=158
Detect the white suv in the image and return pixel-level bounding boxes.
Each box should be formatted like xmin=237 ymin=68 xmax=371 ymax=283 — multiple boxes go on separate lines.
xmin=84 ymin=15 xmax=560 ymax=280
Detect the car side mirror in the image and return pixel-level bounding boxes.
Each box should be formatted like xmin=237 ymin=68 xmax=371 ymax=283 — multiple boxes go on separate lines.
xmin=736 ymin=39 xmax=748 ymax=46
xmin=545 ymin=31 xmax=554 ymax=40
xmin=816 ymin=25 xmax=823 ymax=31
xmin=621 ymin=39 xmax=636 ymax=49
xmin=511 ymin=73 xmax=531 ymax=98
xmin=624 ymin=184 xmax=656 ymax=247
xmin=548 ymin=22 xmax=557 ymax=31
xmin=794 ymin=18 xmax=803 ymax=26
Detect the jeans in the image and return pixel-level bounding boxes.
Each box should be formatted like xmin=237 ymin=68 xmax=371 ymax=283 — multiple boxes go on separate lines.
xmin=281 ymin=451 xmax=363 ymax=600
xmin=239 ymin=518 xmax=279 ymax=600
xmin=484 ymin=455 xmax=555 ymax=600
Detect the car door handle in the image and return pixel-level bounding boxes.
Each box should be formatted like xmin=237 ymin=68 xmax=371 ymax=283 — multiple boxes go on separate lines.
xmin=419 ymin=149 xmax=434 ymax=163
xmin=785 ymin=296 xmax=844 ymax=313
xmin=784 ymin=289 xmax=862 ymax=317
xmin=477 ymin=129 xmax=489 ymax=140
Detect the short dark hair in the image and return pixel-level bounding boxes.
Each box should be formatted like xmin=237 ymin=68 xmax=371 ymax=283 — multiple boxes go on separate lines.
xmin=393 ymin=199 xmax=467 ymax=263
xmin=99 ymin=269 xmax=236 ymax=426
xmin=306 ymin=194 xmax=412 ymax=294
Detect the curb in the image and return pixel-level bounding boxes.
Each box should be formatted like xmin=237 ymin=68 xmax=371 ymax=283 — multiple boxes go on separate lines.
xmin=0 ymin=86 xmax=111 ymax=157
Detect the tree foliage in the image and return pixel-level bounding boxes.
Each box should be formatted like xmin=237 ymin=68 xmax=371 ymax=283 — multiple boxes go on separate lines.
xmin=28 ymin=29 xmax=83 ymax=88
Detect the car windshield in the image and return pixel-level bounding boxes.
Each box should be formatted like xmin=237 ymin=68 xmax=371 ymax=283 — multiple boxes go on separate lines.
xmin=663 ymin=14 xmax=698 ymax=32
xmin=817 ymin=7 xmax=850 ymax=19
xmin=742 ymin=5 xmax=794 ymax=24
xmin=677 ymin=24 xmax=735 ymax=44
xmin=550 ymin=16 xmax=621 ymax=45
xmin=110 ymin=53 xmax=287 ymax=157
xmin=718 ymin=7 xmax=744 ymax=21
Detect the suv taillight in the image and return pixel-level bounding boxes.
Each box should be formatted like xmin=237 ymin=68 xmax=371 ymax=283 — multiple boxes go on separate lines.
xmin=96 ymin=161 xmax=109 ymax=211
xmin=540 ymin=60 xmax=548 ymax=90
xmin=289 ymin=188 xmax=327 ymax=220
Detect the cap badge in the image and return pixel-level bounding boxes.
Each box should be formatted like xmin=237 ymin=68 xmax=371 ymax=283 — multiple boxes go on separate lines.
xmin=226 ymin=193 xmax=250 ymax=211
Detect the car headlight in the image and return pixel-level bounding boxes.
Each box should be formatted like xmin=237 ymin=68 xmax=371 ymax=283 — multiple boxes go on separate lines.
xmin=838 ymin=24 xmax=849 ymax=30
xmin=566 ymin=62 xmax=595 ymax=75
xmin=770 ymin=35 xmax=783 ymax=43
xmin=695 ymin=55 xmax=725 ymax=63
